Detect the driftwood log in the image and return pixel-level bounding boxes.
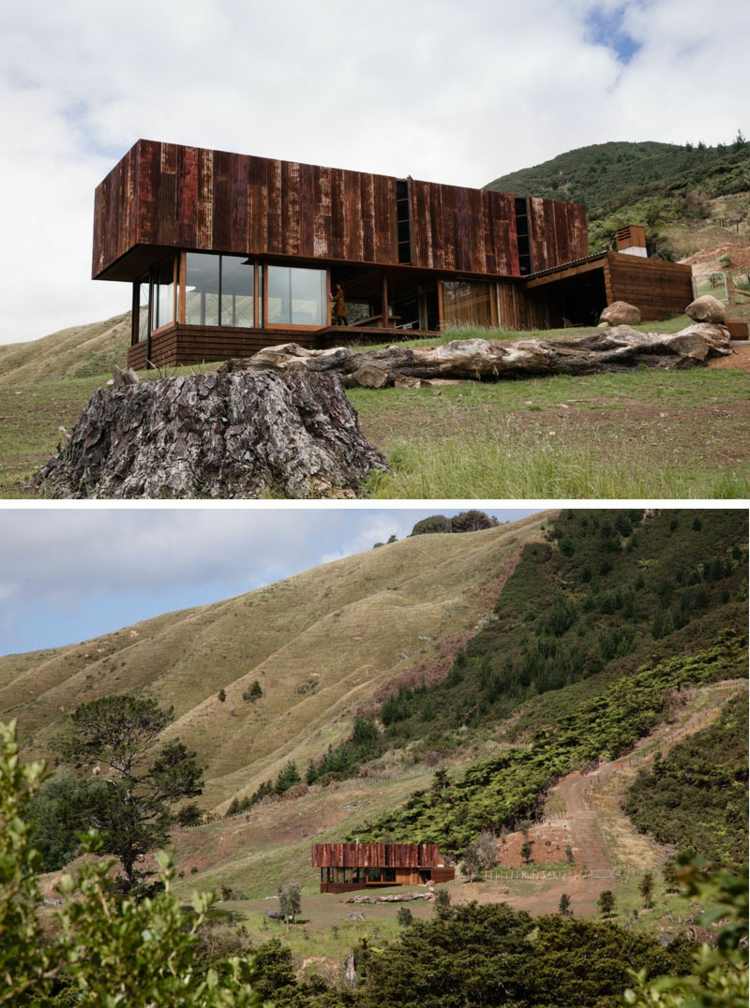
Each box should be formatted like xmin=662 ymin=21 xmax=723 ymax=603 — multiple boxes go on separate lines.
xmin=36 ymin=370 xmax=385 ymax=499
xmin=220 ymin=323 xmax=732 ymax=388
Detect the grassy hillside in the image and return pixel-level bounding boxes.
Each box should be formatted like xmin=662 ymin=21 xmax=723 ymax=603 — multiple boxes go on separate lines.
xmin=0 ymin=313 xmax=130 ymax=385
xmin=0 ymin=514 xmax=546 ymax=809
xmin=486 ymin=139 xmax=750 ymax=256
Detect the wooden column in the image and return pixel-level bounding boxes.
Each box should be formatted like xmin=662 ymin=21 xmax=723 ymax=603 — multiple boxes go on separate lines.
xmin=381 ymin=271 xmax=389 ymax=327
xmin=130 ymin=282 xmax=139 ymax=346
xmin=177 ymin=253 xmax=187 ymax=323
xmin=436 ymin=280 xmax=445 ymax=331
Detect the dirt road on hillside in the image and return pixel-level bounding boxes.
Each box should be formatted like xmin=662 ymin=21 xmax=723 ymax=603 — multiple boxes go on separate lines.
xmin=465 ymin=679 xmax=746 ymax=916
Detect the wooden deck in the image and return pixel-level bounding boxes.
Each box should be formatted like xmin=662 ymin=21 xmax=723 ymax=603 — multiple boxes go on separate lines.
xmin=127 ymin=322 xmax=440 ymax=369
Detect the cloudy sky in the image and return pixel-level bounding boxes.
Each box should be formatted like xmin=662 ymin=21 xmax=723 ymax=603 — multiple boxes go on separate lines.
xmin=0 ymin=506 xmax=536 ymax=654
xmin=1 ymin=0 xmax=747 ymax=345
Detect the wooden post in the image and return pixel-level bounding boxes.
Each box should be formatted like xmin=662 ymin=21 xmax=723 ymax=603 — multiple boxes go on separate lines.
xmin=130 ymin=282 xmax=139 ymax=346
xmin=381 ymin=271 xmax=389 ymax=327
xmin=436 ymin=280 xmax=445 ymax=331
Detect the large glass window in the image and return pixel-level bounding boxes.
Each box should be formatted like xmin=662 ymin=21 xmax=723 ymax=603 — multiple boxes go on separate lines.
xmin=186 ymin=253 xmax=220 ymax=326
xmin=442 ymin=280 xmax=494 ymax=328
xmin=267 ymin=266 xmax=326 ymax=326
xmin=136 ymin=280 xmax=149 ymax=343
xmin=186 ymin=253 xmax=253 ymax=327
xmin=220 ymin=256 xmax=254 ymax=327
xmin=146 ymin=261 xmax=175 ymax=332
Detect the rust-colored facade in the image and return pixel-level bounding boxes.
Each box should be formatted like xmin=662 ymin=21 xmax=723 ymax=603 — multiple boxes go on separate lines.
xmin=312 ymin=842 xmax=455 ymax=893
xmin=91 ymin=140 xmax=695 ymax=369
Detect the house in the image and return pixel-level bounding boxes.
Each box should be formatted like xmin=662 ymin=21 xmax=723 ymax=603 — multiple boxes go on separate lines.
xmin=91 ymin=140 xmax=694 ymax=369
xmin=312 ymin=842 xmax=455 ymax=893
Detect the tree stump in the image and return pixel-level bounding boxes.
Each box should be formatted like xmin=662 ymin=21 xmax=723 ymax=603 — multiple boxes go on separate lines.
xmin=36 ymin=370 xmax=386 ymax=499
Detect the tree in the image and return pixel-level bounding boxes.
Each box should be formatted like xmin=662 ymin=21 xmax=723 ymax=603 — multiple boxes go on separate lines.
xmin=243 ymin=681 xmax=263 ymax=702
xmin=0 ymin=719 xmax=260 ymax=1008
xmin=434 ymin=888 xmax=451 ymax=914
xmin=218 ymin=689 xmax=226 ymax=703
xmin=274 ymin=762 xmax=301 ymax=795
xmin=521 ymin=837 xmax=534 ymax=865
xmin=640 ymin=871 xmax=655 ymax=909
xmin=278 ymin=882 xmax=301 ymax=923
xmin=397 ymin=906 xmax=413 ymax=927
xmin=559 ymin=893 xmax=572 ymax=916
xmin=598 ymin=889 xmax=616 ymax=919
xmin=55 ymin=695 xmax=203 ymax=890
xmin=461 ymin=830 xmax=496 ymax=881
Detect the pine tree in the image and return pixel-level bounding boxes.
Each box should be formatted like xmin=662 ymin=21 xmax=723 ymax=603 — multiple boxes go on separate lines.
xmin=640 ymin=871 xmax=654 ymax=908
xmin=597 ymin=890 xmax=616 ymax=918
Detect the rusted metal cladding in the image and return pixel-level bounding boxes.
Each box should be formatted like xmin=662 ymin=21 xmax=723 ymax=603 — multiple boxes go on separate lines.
xmin=311 ymin=842 xmax=446 ymax=868
xmin=93 ymin=140 xmax=585 ymax=280
xmin=527 ymin=196 xmax=588 ymax=272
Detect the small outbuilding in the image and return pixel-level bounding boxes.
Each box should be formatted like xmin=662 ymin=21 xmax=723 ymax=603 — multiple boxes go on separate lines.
xmin=312 ymin=842 xmax=454 ymax=893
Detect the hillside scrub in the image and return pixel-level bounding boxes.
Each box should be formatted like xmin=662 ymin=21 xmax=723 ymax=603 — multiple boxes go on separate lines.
xmin=300 ymin=510 xmax=747 ymax=791
xmin=349 ymin=633 xmax=747 ymax=852
xmin=624 ymin=693 xmax=748 ymax=868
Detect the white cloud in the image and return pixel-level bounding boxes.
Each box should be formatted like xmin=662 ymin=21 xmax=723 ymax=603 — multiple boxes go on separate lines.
xmin=0 ymin=0 xmax=747 ymax=344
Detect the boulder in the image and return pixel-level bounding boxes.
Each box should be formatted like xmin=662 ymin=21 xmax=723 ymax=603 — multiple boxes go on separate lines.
xmin=599 ymin=301 xmax=641 ymax=326
xmin=35 ymin=369 xmax=386 ymax=499
xmin=685 ymin=295 xmax=726 ymax=324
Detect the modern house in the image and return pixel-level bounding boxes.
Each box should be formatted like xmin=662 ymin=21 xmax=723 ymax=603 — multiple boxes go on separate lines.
xmin=312 ymin=842 xmax=455 ymax=893
xmin=91 ymin=140 xmax=694 ymax=369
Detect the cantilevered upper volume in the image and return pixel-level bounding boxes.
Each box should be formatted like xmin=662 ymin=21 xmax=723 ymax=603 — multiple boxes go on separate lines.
xmin=91 ymin=139 xmax=692 ymax=369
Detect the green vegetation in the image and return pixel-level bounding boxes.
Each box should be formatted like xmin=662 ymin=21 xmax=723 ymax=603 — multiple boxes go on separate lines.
xmin=226 ymin=761 xmax=302 ymax=817
xmin=624 ymin=694 xmax=749 ymax=868
xmin=309 ymin=510 xmax=746 ymax=791
xmin=350 ymin=634 xmax=746 ymax=852
xmin=625 ymin=858 xmax=748 ymax=1007
xmin=50 ymin=695 xmax=203 ymax=888
xmin=0 ymin=720 xmax=261 ymax=1007
xmin=486 ymin=138 xmax=750 ymax=255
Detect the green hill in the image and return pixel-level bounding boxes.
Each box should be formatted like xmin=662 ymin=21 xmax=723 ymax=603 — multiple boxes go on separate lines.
xmin=486 ymin=139 xmax=750 ymax=256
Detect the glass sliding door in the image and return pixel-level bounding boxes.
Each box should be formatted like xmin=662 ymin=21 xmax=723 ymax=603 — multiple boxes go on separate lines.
xmin=267 ymin=265 xmax=327 ymax=326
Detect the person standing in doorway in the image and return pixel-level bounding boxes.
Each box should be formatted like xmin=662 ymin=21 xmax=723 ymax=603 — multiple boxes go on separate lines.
xmin=330 ymin=284 xmax=348 ymax=326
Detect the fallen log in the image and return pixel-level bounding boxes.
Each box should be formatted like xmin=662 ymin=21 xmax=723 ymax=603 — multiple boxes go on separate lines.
xmin=220 ymin=323 xmax=732 ymax=388
xmin=35 ymin=369 xmax=386 ymax=499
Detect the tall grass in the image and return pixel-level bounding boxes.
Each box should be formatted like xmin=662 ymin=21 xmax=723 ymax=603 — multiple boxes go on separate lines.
xmin=366 ymin=437 xmax=750 ymax=499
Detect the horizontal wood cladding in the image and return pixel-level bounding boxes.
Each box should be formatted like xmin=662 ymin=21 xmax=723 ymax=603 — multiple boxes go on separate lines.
xmin=312 ymin=842 xmax=447 ymax=869
xmin=606 ymin=253 xmax=693 ymax=320
xmin=528 ymin=197 xmax=588 ymax=273
xmin=93 ymin=140 xmax=586 ymax=279
xmin=126 ymin=341 xmax=148 ymax=370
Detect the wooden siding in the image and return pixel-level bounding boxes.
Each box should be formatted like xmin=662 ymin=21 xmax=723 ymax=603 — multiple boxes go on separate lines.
xmin=93 ymin=140 xmax=586 ymax=280
xmin=606 ymin=253 xmax=693 ymax=320
xmin=312 ymin=842 xmax=447 ymax=869
xmin=527 ymin=197 xmax=588 ymax=273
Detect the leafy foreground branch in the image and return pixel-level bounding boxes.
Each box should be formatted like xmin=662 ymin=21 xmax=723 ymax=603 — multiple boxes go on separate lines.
xmin=0 ymin=719 xmax=262 ymax=1008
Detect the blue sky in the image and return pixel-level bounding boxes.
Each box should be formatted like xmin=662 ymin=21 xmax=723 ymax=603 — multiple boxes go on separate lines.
xmin=0 ymin=507 xmax=537 ymax=655
xmin=1 ymin=0 xmax=747 ymax=345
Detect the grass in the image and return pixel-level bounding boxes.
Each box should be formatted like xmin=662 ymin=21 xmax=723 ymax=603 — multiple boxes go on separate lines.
xmin=1 ymin=317 xmax=749 ymax=499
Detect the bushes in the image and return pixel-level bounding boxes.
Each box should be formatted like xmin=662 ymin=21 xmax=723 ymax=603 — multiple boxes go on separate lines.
xmin=624 ymin=693 xmax=748 ymax=868
xmin=349 ymin=635 xmax=746 ymax=852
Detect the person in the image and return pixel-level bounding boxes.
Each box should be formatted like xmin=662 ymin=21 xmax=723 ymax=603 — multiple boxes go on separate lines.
xmin=330 ymin=284 xmax=348 ymax=326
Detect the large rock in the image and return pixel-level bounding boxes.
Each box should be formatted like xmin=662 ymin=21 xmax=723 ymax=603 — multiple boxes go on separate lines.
xmin=36 ymin=370 xmax=386 ymax=499
xmin=685 ymin=295 xmax=727 ymax=324
xmin=600 ymin=301 xmax=641 ymax=326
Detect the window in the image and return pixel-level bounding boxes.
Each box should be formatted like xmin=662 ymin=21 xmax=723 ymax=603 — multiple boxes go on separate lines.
xmin=135 ymin=280 xmax=149 ymax=343
xmin=150 ymin=262 xmax=175 ymax=331
xmin=185 ymin=253 xmax=254 ymax=327
xmin=220 ymin=256 xmax=254 ymax=327
xmin=442 ymin=280 xmax=494 ymax=328
xmin=186 ymin=253 xmax=220 ymax=326
xmin=267 ymin=266 xmax=326 ymax=326
xmin=396 ymin=179 xmax=411 ymax=263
